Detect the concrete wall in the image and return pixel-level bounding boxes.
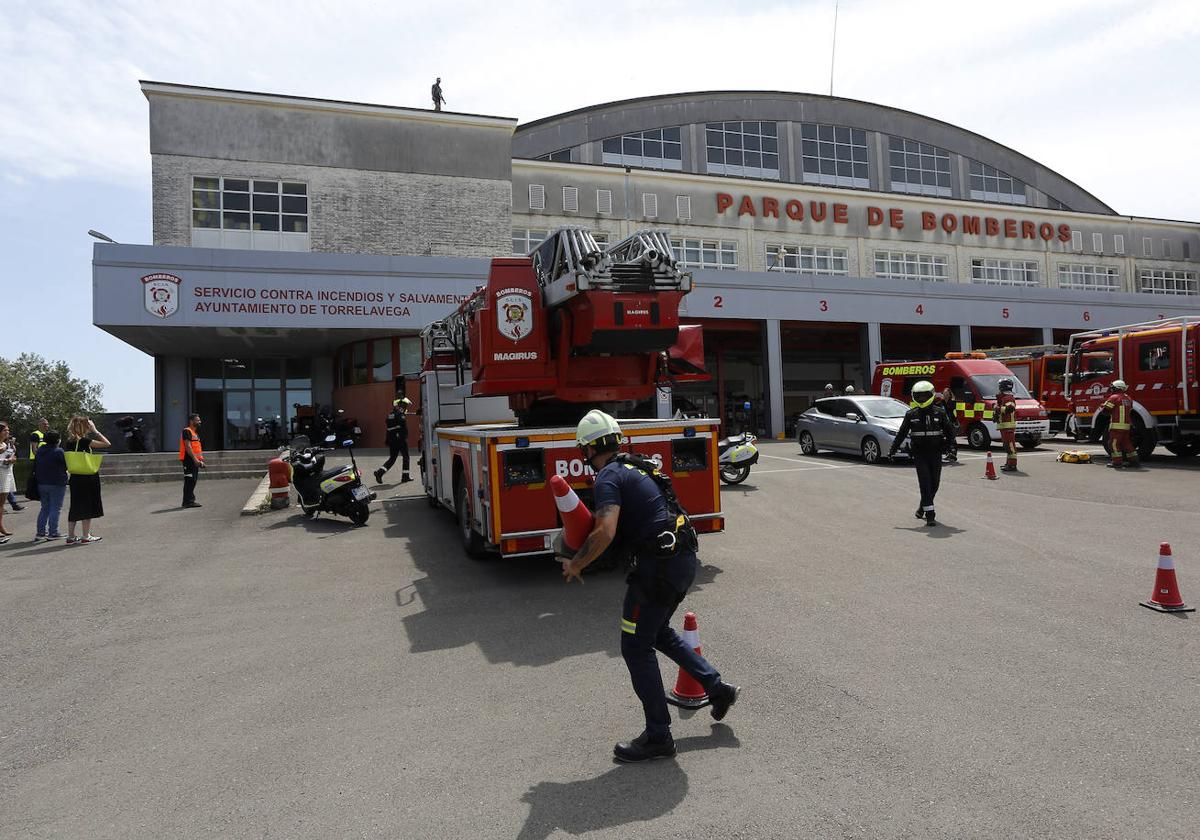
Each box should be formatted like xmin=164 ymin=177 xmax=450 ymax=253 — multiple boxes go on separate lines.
xmin=156 ymin=355 xmax=189 ymax=452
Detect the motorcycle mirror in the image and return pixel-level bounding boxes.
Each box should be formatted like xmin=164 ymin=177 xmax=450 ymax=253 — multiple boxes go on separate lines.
xmin=342 ymin=439 xmax=354 ymax=448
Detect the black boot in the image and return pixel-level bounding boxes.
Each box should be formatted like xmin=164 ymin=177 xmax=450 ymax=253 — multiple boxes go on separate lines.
xmin=373 ymin=468 xmax=385 ymax=484
xmin=914 ymin=507 xmax=925 ymax=520
xmin=613 ymin=732 xmax=676 ymax=763
xmin=709 ymin=681 xmax=740 ymax=721
xmin=925 ymin=511 xmax=937 ymax=527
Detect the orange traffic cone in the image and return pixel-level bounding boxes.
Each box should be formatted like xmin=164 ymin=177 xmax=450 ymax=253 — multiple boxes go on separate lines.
xmin=669 ymin=612 xmax=709 ymax=709
xmin=1140 ymin=542 xmax=1195 ymax=613
xmin=549 ymin=474 xmax=594 ymax=553
xmin=982 ymin=451 xmax=998 ymax=480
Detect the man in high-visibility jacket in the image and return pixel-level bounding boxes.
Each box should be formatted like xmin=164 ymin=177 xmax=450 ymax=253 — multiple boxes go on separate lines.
xmin=179 ymin=414 xmax=206 ymax=507
xmin=28 ymin=418 xmax=48 ymax=459
xmin=996 ymin=378 xmax=1019 ymax=472
xmin=1099 ymin=380 xmax=1137 ymax=468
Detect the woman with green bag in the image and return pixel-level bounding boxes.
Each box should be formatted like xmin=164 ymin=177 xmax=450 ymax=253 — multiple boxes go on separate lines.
xmin=65 ymin=416 xmax=110 ymax=545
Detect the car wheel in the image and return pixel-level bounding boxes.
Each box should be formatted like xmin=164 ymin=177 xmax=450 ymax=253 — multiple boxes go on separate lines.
xmin=861 ymin=436 xmax=881 ymax=464
xmin=798 ymin=431 xmax=818 ymax=455
xmin=967 ymin=423 xmax=990 ymax=450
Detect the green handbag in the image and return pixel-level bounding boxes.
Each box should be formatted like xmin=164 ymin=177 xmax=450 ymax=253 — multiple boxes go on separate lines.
xmin=65 ymin=440 xmax=103 ymax=476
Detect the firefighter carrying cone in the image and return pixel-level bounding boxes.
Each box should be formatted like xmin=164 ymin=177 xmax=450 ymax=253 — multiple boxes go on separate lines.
xmin=996 ymin=378 xmax=1019 ymax=472
xmin=1099 ymin=380 xmax=1138 ymax=469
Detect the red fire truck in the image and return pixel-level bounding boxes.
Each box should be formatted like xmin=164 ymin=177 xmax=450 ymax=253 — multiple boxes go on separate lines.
xmin=1064 ymin=316 xmax=1200 ymax=459
xmin=871 ymin=354 xmax=1050 ymax=449
xmin=419 ymin=228 xmax=723 ymax=559
xmin=978 ymin=345 xmax=1112 ymax=437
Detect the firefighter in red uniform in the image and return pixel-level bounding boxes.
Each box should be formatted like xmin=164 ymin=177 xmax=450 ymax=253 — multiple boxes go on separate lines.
xmin=1099 ymin=379 xmax=1137 ymax=468
xmin=995 ymin=378 xmax=1019 ymax=472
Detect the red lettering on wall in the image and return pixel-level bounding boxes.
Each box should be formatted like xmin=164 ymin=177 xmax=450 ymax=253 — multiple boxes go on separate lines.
xmin=1057 ymin=224 xmax=1072 ymax=243
xmin=985 ymin=217 xmax=1000 ymax=236
xmin=866 ymin=206 xmax=884 ymax=226
xmin=889 ymin=208 xmax=905 ymax=230
xmin=962 ymin=216 xmax=981 ymax=235
xmin=786 ymin=200 xmax=804 ymax=220
xmin=833 ymin=203 xmax=849 ymax=224
xmin=941 ymin=213 xmax=957 ymax=233
xmin=738 ymin=196 xmax=756 ymax=217
xmin=922 ymin=211 xmax=936 ymax=231
xmin=1021 ymin=221 xmax=1036 ymax=239
xmin=762 ymin=197 xmax=780 ymax=218
xmin=1039 ymin=222 xmax=1054 ymax=241
xmin=716 ymin=193 xmax=733 ymax=214
xmin=1003 ymin=219 xmax=1018 ymax=238
xmin=810 ymin=201 xmax=827 ymax=222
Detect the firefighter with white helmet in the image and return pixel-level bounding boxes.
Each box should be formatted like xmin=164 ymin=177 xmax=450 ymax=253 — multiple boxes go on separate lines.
xmin=374 ymin=396 xmax=413 ymax=484
xmin=996 ymin=378 xmax=1019 ymax=472
xmin=1098 ymin=379 xmax=1138 ymax=468
xmin=824 ymin=383 xmax=835 ymax=398
xmin=844 ymin=384 xmax=856 ymax=395
xmin=562 ymin=409 xmax=739 ymax=762
xmin=887 ymin=380 xmax=957 ymax=525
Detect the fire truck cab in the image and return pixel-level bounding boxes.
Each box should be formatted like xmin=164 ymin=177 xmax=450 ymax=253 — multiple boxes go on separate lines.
xmin=1065 ymin=316 xmax=1200 ymax=459
xmin=871 ymin=354 xmax=1050 ymax=449
xmin=977 ymin=345 xmax=1111 ymax=437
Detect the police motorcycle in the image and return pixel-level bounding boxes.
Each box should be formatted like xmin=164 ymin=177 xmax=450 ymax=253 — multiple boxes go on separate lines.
xmin=331 ymin=409 xmax=363 ymax=447
xmin=281 ymin=434 xmax=374 ymax=525
xmin=717 ymin=432 xmax=760 ymax=485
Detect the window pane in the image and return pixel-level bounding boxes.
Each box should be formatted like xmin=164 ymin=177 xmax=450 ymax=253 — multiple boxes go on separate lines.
xmin=282 ymin=215 xmax=308 ymax=233
xmin=281 ymin=195 xmax=307 ymax=214
xmin=664 ymin=127 xmax=681 ymax=142
xmin=372 ymin=338 xmax=393 ymax=383
xmin=603 ymin=138 xmax=620 ymax=153
xmin=223 ymin=192 xmax=250 ymax=211
xmin=253 ymin=193 xmax=279 ymax=211
xmin=352 ymin=342 xmax=369 ymax=385
xmin=224 ymin=179 xmax=249 ymax=192
xmin=193 ymin=190 xmax=220 ymax=209
xmin=286 ymin=357 xmax=312 ymax=388
xmin=223 ymin=212 xmax=250 ymax=230
xmin=253 ymin=180 xmax=279 ymax=193
xmin=254 ymin=359 xmax=280 ymax=389
xmin=223 ymin=359 xmax=252 ymax=388
xmin=193 ymin=358 xmax=223 ymax=390
xmin=399 ymin=337 xmax=422 ymax=375
xmin=281 ymin=182 xmax=306 ymax=195
xmin=253 ymin=213 xmax=280 ymax=231
xmin=192 ymin=210 xmax=220 ymax=229
xmin=193 ymin=176 xmax=219 ymax=191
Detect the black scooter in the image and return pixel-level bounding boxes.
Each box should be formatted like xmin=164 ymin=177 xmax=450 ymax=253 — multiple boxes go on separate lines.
xmin=282 ymin=434 xmax=374 ymax=525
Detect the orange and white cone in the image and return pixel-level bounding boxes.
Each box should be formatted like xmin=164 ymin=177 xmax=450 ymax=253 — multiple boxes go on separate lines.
xmin=549 ymin=474 xmax=594 ymax=554
xmin=669 ymin=612 xmax=709 ymax=709
xmin=982 ymin=451 xmax=998 ymax=480
xmin=1140 ymin=542 xmax=1195 ymax=613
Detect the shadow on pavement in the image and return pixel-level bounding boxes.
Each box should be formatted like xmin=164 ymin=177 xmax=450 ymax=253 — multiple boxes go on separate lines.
xmin=264 ymin=511 xmax=363 ymax=536
xmin=515 ymin=724 xmax=739 ymax=840
xmin=719 ymin=483 xmax=759 ymax=493
xmin=384 ymin=496 xmax=723 ymax=667
xmin=892 ymin=523 xmax=966 ymax=539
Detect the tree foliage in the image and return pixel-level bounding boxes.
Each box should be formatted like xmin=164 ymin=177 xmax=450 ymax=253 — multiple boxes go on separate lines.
xmin=0 ymin=353 xmax=105 ymax=442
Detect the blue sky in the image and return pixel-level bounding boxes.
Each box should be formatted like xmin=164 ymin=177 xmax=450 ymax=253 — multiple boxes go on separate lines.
xmin=2 ymin=0 xmax=1198 ymax=409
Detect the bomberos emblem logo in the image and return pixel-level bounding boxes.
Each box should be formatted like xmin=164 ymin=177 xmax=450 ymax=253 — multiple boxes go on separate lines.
xmin=142 ymin=273 xmax=182 ymax=318
xmin=496 ymin=287 xmax=532 ymax=342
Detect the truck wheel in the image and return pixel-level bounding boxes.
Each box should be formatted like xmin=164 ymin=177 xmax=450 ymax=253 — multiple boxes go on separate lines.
xmin=1019 ymin=436 xmax=1041 ymax=450
xmin=1132 ymin=417 xmax=1157 ymax=461
xmin=455 ymin=480 xmax=487 ymax=559
xmin=967 ymin=423 xmax=990 ymax=450
xmin=798 ymin=431 xmax=818 ymax=455
xmin=860 ymin=436 xmax=881 ymax=464
xmin=1164 ymin=439 xmax=1199 ymax=458
xmin=349 ymin=501 xmax=370 ymax=526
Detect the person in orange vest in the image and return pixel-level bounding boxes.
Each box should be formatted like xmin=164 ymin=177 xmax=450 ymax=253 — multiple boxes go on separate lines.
xmin=179 ymin=413 xmax=206 ymax=508
xmin=1098 ymin=380 xmax=1137 ymax=468
xmin=995 ymin=378 xmax=1019 ymax=472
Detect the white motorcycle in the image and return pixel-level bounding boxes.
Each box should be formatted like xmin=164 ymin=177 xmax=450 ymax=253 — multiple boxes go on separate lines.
xmin=717 ymin=433 xmax=759 ymax=485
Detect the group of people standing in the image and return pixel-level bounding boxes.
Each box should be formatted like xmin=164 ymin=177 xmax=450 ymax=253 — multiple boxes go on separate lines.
xmin=0 ymin=416 xmax=109 ymax=546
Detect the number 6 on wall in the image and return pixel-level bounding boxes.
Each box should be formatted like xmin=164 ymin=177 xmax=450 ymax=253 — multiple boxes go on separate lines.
xmin=1083 ymin=310 xmax=1091 ymax=322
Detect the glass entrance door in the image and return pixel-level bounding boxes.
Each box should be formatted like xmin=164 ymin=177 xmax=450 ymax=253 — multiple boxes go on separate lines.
xmin=224 ymin=391 xmax=254 ymax=449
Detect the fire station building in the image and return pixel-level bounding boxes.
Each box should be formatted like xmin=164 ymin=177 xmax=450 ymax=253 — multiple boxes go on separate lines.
xmin=93 ymin=82 xmax=1200 ymax=449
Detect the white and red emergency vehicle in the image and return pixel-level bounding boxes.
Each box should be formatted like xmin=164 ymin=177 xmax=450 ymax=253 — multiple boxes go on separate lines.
xmin=1064 ymin=316 xmax=1200 ymax=459
xmin=871 ymin=354 xmax=1050 ymax=449
xmin=977 ymin=345 xmax=1112 ymax=437
xmin=419 ymin=228 xmax=723 ymax=559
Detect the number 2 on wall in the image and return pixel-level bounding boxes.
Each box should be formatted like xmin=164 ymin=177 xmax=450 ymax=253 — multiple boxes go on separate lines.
xmin=713 ymin=295 xmax=723 ymax=308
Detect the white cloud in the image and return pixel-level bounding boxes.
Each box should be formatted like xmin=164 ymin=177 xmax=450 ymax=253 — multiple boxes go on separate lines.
xmin=1 ymin=0 xmax=1197 ymax=218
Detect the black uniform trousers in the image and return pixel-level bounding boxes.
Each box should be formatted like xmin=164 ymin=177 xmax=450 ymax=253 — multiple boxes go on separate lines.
xmin=381 ymin=436 xmax=409 ymax=474
xmin=913 ymin=451 xmax=943 ymax=514
xmin=182 ymin=460 xmax=199 ymax=505
xmin=621 ymin=549 xmax=721 ymax=741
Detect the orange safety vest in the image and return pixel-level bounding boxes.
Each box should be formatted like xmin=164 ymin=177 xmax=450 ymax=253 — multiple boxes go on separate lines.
xmin=179 ymin=428 xmax=204 ymax=461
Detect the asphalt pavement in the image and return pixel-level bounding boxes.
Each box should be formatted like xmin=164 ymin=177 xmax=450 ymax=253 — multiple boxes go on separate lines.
xmin=2 ymin=440 xmax=1198 ymax=839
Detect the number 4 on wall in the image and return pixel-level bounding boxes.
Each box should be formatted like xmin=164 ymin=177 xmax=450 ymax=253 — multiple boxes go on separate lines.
xmin=915 ymin=304 xmax=924 ymax=315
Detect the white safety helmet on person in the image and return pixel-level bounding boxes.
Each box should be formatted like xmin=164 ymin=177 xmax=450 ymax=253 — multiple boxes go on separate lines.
xmin=575 ymin=409 xmax=623 ymax=448
xmin=1112 ymin=379 xmax=1128 ymax=391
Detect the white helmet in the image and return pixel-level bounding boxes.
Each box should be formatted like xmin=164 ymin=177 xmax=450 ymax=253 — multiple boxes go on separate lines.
xmin=912 ymin=380 xmax=935 ymax=397
xmin=1111 ymin=379 xmax=1128 ymax=391
xmin=824 ymin=383 xmax=834 ymax=390
xmin=575 ymin=409 xmax=622 ymax=447
xmin=844 ymin=385 xmax=855 ymax=394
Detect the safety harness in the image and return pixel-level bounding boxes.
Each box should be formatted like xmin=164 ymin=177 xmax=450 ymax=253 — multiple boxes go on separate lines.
xmin=611 ymin=452 xmax=700 ymax=557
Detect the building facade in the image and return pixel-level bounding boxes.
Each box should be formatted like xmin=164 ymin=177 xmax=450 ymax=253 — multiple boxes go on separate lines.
xmin=93 ymin=83 xmax=1199 ymax=449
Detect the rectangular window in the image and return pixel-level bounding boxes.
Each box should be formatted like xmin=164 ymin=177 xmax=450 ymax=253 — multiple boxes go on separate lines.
xmin=511 ymin=228 xmax=548 ymax=255
xmin=538 ymin=149 xmax=572 ymax=162
xmin=968 ymin=160 xmax=1027 ymax=204
xmin=705 ymin=121 xmax=780 ymax=180
xmin=1139 ymin=269 xmax=1198 ymax=295
xmin=528 ymin=184 xmax=545 ymax=211
xmin=351 ymin=342 xmax=369 ymax=386
xmin=1114 ymin=234 xmax=1125 ymax=255
xmin=562 ymin=186 xmax=578 ymax=212
xmin=676 ymin=195 xmax=692 ymax=221
xmin=1162 ymin=239 xmax=1172 ymax=258
xmin=873 ymin=250 xmax=948 ymax=281
xmin=767 ymin=244 xmax=849 ymax=276
xmin=798 ymin=123 xmax=869 ymax=188
xmin=670 ymin=238 xmax=738 ymax=270
xmin=888 ymin=137 xmax=951 ymax=197
xmin=1071 ymin=230 xmax=1083 ymax=252
xmin=1057 ymin=263 xmax=1120 ymax=292
xmin=1092 ymin=232 xmax=1103 ymax=253
xmin=970 ymin=258 xmax=1040 ymax=287
xmin=642 ymin=193 xmax=658 ymax=218
xmin=601 ymin=127 xmax=683 ymax=171
xmin=1138 ymin=340 xmax=1172 ymax=371
xmin=372 ymin=338 xmax=393 ymax=383
xmin=591 ymin=232 xmax=610 ymax=248
xmin=192 ymin=177 xmax=307 ymax=233
xmin=596 ymin=189 xmax=612 ymax=215
xmin=1047 ymin=196 xmax=1071 ymax=211
xmin=1143 ymin=236 xmax=1153 ymax=257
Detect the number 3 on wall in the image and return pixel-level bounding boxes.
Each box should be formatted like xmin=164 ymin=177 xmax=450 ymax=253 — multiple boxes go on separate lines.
xmin=819 ymin=299 xmax=829 ymax=312
xmin=713 ymin=295 xmax=723 ymax=308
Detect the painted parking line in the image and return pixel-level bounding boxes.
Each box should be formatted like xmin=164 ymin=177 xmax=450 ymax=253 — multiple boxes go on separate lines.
xmin=751 ymin=448 xmax=1083 ymax=475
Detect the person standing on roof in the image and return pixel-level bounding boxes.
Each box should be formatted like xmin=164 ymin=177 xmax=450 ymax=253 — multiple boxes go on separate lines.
xmin=888 ymin=381 xmax=957 ymax=526
xmin=1098 ymin=380 xmax=1137 ymax=468
xmin=995 ymin=378 xmax=1019 ymax=472
xmin=561 ymin=409 xmax=739 ymax=762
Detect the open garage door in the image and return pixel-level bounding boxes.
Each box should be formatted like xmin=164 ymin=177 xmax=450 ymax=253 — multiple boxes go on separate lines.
xmin=781 ymin=321 xmax=864 ymax=435
xmin=880 ymin=323 xmax=956 ymax=363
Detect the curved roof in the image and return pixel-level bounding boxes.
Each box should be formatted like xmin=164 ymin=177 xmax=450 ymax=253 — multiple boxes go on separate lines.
xmin=513 ymin=91 xmax=1114 ymax=215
